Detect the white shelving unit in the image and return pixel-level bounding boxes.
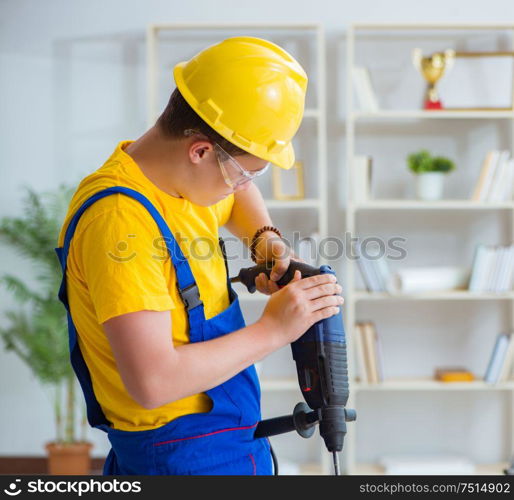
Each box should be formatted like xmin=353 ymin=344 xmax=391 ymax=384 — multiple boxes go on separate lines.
xmin=147 ymin=23 xmax=328 ymax=475
xmin=345 ymin=23 xmax=514 ymax=475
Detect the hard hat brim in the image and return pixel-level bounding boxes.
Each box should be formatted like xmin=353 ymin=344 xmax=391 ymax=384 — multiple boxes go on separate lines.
xmin=174 ymin=62 xmax=297 ymax=170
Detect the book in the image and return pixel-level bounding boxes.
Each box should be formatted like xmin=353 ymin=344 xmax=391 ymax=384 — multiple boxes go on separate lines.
xmin=355 ymin=252 xmax=373 ymax=291
xmin=353 ymin=155 xmax=372 ymax=203
xmin=499 ymin=159 xmax=514 ymax=201
xmin=488 ymin=245 xmax=505 ymax=292
xmin=487 ymin=150 xmax=511 ymax=202
xmin=363 ymin=322 xmax=379 ymax=383
xmin=366 ymin=240 xmax=389 ymax=291
xmin=470 ymin=244 xmax=514 ymax=293
xmin=471 ymin=151 xmax=495 ymax=201
xmin=499 ymin=245 xmax=514 ymax=291
xmin=354 ymin=239 xmax=381 ymax=291
xmin=468 ymin=244 xmax=487 ymax=291
xmin=503 ymin=160 xmax=514 ymax=200
xmin=434 ymin=367 xmax=474 ymax=382
xmin=481 ymin=245 xmax=497 ymax=292
xmin=352 ymin=67 xmax=379 ymax=112
xmin=497 ymin=333 xmax=514 ymax=382
xmin=375 ymin=257 xmax=391 ymax=292
xmin=354 ymin=323 xmax=369 ymax=383
xmin=484 ymin=333 xmax=510 ymax=383
xmin=472 ymin=150 xmax=500 ymax=202
xmin=375 ymin=326 xmax=385 ymax=382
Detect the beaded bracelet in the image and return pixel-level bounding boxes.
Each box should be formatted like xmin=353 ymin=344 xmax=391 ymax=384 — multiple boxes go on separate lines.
xmin=250 ymin=225 xmax=283 ymax=263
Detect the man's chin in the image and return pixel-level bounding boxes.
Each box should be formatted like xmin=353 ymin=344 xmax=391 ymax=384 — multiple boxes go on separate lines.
xmin=194 ymin=194 xmax=230 ymax=207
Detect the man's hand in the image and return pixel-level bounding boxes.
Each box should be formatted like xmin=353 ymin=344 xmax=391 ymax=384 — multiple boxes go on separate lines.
xmin=252 ymin=231 xmax=305 ymax=295
xmin=258 ymin=270 xmax=344 ymax=344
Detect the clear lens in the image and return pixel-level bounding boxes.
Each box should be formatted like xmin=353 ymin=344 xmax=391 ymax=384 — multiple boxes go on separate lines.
xmin=214 ymin=143 xmax=269 ymax=189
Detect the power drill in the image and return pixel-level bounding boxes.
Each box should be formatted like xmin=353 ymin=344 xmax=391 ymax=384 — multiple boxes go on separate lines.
xmin=230 ymin=261 xmax=356 ymax=475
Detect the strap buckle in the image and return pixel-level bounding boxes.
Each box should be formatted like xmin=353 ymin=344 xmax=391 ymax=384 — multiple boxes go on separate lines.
xmin=178 ymin=283 xmax=203 ymax=311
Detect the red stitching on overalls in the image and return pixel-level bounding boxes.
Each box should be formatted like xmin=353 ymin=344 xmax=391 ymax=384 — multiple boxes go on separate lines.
xmin=249 ymin=453 xmax=256 ymax=475
xmin=152 ymin=422 xmax=258 ymax=447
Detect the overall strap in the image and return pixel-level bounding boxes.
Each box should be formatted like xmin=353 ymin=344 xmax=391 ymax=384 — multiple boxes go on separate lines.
xmin=58 ymin=187 xmax=202 ymax=310
xmin=55 ymin=186 xmax=205 ymax=428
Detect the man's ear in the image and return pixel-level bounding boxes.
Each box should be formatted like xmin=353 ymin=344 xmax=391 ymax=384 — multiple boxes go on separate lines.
xmin=189 ymin=141 xmax=213 ymax=164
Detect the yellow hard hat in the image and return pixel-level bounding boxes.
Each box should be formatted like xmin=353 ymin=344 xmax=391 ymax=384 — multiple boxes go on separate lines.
xmin=174 ymin=36 xmax=308 ymax=169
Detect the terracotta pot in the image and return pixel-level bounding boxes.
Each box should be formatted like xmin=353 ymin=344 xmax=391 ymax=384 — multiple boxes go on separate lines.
xmin=45 ymin=441 xmax=93 ymax=475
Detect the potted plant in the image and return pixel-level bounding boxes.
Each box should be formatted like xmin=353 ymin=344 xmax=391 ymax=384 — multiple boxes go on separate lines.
xmin=407 ymin=149 xmax=456 ymax=200
xmin=0 ymin=185 xmax=93 ymax=475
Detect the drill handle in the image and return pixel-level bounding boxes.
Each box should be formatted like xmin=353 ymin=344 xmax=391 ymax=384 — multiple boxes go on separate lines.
xmin=254 ymin=403 xmax=318 ymax=440
xmin=254 ymin=415 xmax=296 ymax=438
xmin=234 ymin=261 xmax=320 ymax=293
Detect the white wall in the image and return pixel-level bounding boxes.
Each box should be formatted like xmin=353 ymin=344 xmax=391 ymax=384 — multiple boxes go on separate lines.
xmin=1 ymin=0 xmax=514 ymax=466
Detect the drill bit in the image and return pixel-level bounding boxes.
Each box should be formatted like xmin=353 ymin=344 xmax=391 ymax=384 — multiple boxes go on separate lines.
xmin=332 ymin=451 xmax=340 ymax=476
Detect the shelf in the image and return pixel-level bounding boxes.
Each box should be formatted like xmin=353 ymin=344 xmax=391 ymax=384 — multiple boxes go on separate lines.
xmin=354 ymin=200 xmax=514 ymax=210
xmin=353 ymin=290 xmax=514 ymax=301
xmin=263 ymin=198 xmax=321 ymax=209
xmin=352 ymin=462 xmax=510 ymax=476
xmin=260 ymin=378 xmax=298 ymax=391
xmin=346 ymin=22 xmax=514 ymax=479
xmin=261 ymin=377 xmax=514 ymax=392
xmin=151 ymin=23 xmax=321 ymax=31
xmin=354 ymin=378 xmax=514 ymax=391
xmin=352 ymin=23 xmax=514 ymax=31
xmin=352 ymin=110 xmax=514 ymax=120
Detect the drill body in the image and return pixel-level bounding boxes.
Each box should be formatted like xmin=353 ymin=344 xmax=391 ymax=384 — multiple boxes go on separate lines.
xmin=232 ymin=261 xmax=355 ymax=462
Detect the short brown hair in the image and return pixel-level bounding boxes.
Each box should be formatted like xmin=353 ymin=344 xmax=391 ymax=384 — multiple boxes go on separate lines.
xmin=157 ymin=88 xmax=248 ymax=157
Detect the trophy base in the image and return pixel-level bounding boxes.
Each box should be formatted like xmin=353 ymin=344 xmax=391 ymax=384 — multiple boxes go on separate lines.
xmin=424 ymin=100 xmax=443 ymax=110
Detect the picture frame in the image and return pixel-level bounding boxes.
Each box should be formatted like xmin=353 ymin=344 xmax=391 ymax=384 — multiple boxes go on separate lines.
xmin=271 ymin=160 xmax=305 ymax=200
xmin=438 ymin=51 xmax=514 ymax=111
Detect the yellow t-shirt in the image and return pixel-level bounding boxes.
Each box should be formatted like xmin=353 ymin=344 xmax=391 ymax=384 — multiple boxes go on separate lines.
xmin=58 ymin=141 xmax=235 ymax=431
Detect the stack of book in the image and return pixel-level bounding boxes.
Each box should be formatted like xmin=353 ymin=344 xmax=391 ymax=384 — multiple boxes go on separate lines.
xmin=468 ymin=243 xmax=514 ymax=292
xmin=484 ymin=332 xmax=514 ymax=384
xmin=354 ymin=321 xmax=384 ymax=384
xmin=352 ymin=66 xmax=379 ymax=112
xmin=434 ymin=366 xmax=474 ymax=382
xmin=471 ymin=150 xmax=514 ymax=202
xmin=354 ymin=239 xmax=391 ymax=292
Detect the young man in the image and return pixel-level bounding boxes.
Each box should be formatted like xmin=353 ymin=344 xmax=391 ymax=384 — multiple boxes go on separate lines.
xmin=56 ymin=37 xmax=343 ymax=475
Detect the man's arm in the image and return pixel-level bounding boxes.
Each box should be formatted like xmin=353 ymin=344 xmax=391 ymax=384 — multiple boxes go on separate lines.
xmin=103 ymin=309 xmax=279 ymax=409
xmin=224 ymin=183 xmax=297 ymax=283
xmin=224 ymin=182 xmax=273 ymax=248
xmin=103 ymin=272 xmax=343 ymax=409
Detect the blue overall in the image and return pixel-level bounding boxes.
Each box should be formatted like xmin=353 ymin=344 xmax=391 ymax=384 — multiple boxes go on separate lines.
xmin=55 ymin=186 xmax=273 ymax=475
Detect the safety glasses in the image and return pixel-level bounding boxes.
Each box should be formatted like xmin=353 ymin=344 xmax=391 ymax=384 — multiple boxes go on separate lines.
xmin=184 ymin=129 xmax=270 ymax=189
xmin=213 ymin=142 xmax=270 ymax=189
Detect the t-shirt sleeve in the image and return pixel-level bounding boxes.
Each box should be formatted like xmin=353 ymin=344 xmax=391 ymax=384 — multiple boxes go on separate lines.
xmin=72 ymin=204 xmax=174 ymax=324
xmin=212 ymin=193 xmax=234 ymax=227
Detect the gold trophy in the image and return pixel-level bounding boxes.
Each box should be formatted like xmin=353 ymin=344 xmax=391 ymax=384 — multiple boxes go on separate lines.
xmin=412 ymin=48 xmax=455 ymax=110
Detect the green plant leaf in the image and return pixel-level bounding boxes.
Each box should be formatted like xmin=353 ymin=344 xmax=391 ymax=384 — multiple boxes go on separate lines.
xmin=407 ymin=150 xmax=455 ymax=174
xmin=0 ymin=185 xmax=84 ymax=442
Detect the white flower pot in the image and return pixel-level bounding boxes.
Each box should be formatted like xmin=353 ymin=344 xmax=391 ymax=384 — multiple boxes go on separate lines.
xmin=416 ymin=172 xmax=445 ymax=201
